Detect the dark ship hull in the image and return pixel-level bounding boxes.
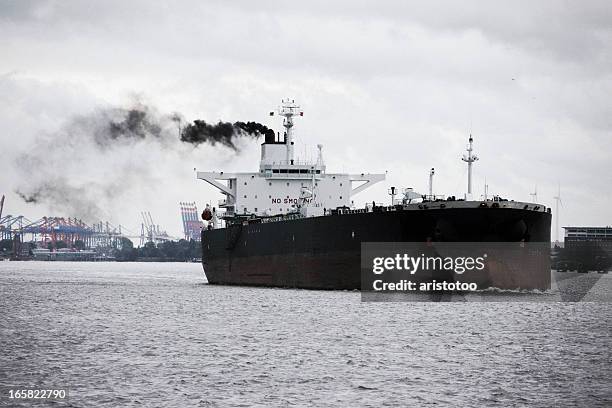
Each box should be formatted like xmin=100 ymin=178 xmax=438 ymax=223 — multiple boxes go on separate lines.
xmin=201 ymin=204 xmax=552 ymax=290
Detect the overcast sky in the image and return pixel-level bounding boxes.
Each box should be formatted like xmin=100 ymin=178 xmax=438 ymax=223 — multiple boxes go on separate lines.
xmin=1 ymin=0 xmax=611 ymax=240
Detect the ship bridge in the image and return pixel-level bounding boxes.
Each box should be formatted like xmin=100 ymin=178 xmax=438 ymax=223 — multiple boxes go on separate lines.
xmin=197 ymin=99 xmax=384 ymax=217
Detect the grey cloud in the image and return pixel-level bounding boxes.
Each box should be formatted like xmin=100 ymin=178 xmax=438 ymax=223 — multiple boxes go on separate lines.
xmin=0 ymin=1 xmax=610 ymax=234
xmin=3 ymin=1 xmax=610 ymax=75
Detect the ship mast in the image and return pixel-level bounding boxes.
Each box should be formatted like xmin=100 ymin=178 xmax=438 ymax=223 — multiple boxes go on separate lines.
xmin=429 ymin=168 xmax=435 ymax=200
xmin=279 ymin=98 xmax=302 ymax=165
xmin=553 ymin=183 xmax=562 ymax=243
xmin=461 ymin=134 xmax=478 ymax=199
xmin=530 ymin=185 xmax=538 ymax=202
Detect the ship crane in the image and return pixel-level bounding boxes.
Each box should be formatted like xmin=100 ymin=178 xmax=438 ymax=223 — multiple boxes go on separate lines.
xmin=461 ymin=135 xmax=479 ymax=199
xmin=140 ymin=211 xmax=174 ymax=246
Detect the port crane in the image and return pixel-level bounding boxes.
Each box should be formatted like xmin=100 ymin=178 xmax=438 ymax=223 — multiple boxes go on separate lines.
xmin=140 ymin=211 xmax=174 ymax=246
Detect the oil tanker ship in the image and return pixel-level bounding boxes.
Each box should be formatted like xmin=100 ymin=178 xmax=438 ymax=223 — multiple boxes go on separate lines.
xmin=199 ymin=99 xmax=552 ymax=290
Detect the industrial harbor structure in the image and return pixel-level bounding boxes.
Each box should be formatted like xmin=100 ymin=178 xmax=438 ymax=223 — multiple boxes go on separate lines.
xmin=553 ymin=226 xmax=612 ymax=272
xmin=563 ymin=226 xmax=612 ymax=243
xmin=0 ymin=216 xmax=124 ymax=248
xmin=179 ymin=202 xmax=204 ymax=241
xmin=0 ymin=196 xmax=199 ymax=260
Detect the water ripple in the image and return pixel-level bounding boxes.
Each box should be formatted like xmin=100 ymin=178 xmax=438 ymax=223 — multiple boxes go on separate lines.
xmin=0 ymin=262 xmax=610 ymax=407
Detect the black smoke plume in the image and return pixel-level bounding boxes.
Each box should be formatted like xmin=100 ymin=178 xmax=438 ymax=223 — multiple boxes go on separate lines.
xmin=14 ymin=101 xmax=274 ymax=221
xmin=108 ymin=108 xmax=162 ymax=140
xmin=16 ymin=191 xmax=39 ymax=203
xmin=15 ymin=179 xmax=107 ymax=221
xmin=180 ymin=120 xmax=275 ymax=150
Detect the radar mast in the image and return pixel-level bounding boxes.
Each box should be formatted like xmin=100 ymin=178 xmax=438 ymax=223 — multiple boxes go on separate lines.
xmin=278 ymin=98 xmax=302 ymax=165
xmin=462 ymin=135 xmax=479 ymax=198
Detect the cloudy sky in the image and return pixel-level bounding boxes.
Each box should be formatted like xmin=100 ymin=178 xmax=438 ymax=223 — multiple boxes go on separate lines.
xmin=1 ymin=0 xmax=611 ymax=240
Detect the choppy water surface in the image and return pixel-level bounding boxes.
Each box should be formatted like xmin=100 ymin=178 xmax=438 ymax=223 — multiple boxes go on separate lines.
xmin=1 ymin=262 xmax=610 ymax=407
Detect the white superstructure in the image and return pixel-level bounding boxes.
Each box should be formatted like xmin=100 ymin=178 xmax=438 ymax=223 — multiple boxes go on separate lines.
xmin=197 ymin=99 xmax=385 ymax=218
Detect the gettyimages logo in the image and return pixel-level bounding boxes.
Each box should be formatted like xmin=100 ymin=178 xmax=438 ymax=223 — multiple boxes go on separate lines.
xmin=372 ymin=253 xmax=488 ymax=275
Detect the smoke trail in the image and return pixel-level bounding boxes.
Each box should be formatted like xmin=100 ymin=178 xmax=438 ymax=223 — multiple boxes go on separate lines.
xmin=108 ymin=107 xmax=162 ymax=140
xmin=16 ymin=180 xmax=105 ymax=222
xmin=180 ymin=120 xmax=275 ymax=150
xmin=14 ymin=102 xmax=272 ymax=222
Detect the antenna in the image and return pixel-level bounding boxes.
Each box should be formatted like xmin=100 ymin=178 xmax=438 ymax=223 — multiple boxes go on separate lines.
xmin=553 ymin=183 xmax=563 ymax=243
xmin=530 ymin=185 xmax=538 ymax=203
xmin=461 ymin=134 xmax=478 ymax=199
xmin=428 ymin=168 xmax=435 ymax=200
xmin=483 ymin=178 xmax=488 ymax=200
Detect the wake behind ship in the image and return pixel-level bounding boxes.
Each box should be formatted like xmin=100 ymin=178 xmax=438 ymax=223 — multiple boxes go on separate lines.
xmin=198 ymin=99 xmax=552 ymax=290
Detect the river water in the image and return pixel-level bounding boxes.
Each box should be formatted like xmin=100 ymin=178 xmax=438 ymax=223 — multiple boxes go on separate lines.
xmin=0 ymin=262 xmax=610 ymax=407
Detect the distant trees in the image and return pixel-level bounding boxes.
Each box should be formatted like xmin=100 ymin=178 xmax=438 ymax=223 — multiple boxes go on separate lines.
xmin=46 ymin=240 xmax=68 ymax=250
xmin=158 ymin=239 xmax=199 ymax=260
xmin=3 ymin=235 xmax=201 ymax=262
xmin=0 ymin=239 xmax=12 ymax=254
xmin=116 ymin=237 xmax=138 ymax=261
xmin=120 ymin=237 xmax=134 ymax=251
xmin=115 ymin=239 xmax=200 ymax=262
xmin=141 ymin=241 xmax=161 ymax=258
